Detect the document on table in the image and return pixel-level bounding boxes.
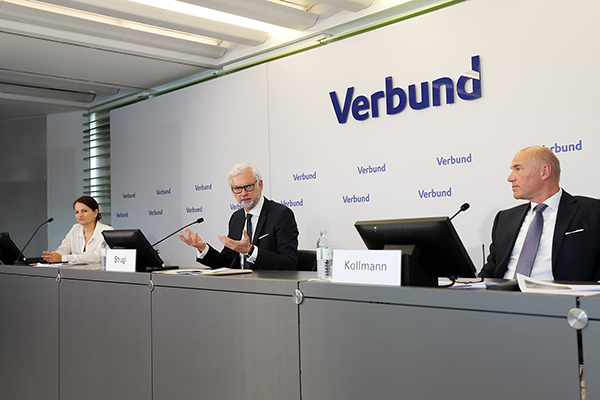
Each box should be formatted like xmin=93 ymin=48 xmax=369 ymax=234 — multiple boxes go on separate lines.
xmin=155 ymin=268 xmax=252 ymax=276
xmin=33 ymin=262 xmax=88 ymax=267
xmin=517 ymin=274 xmax=600 ymax=296
xmin=450 ymin=282 xmax=488 ymax=289
xmin=440 ymin=277 xmax=487 ymax=289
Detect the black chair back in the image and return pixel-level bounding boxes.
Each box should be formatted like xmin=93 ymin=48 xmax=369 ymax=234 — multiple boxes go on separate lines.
xmin=297 ymin=249 xmax=316 ymax=271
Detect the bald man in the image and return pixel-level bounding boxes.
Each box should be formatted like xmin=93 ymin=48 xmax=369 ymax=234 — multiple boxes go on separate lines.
xmin=479 ymin=146 xmax=600 ymax=281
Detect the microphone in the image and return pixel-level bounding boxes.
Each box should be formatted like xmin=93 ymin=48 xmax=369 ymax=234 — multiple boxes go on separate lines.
xmin=151 ymin=217 xmax=204 ymax=247
xmin=449 ymin=203 xmax=470 ymax=221
xmin=15 ymin=218 xmax=54 ymax=264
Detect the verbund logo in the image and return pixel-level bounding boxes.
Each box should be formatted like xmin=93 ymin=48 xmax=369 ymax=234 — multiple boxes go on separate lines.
xmin=418 ymin=188 xmax=452 ymax=199
xmin=544 ymin=140 xmax=583 ymax=154
xmin=358 ymin=164 xmax=386 ymax=174
xmin=343 ymin=194 xmax=370 ymax=203
xmin=329 ymin=55 xmax=481 ymax=124
xmin=281 ymin=199 xmax=304 ymax=207
xmin=293 ymin=172 xmax=316 ymax=181
xmin=436 ymin=153 xmax=472 ymax=166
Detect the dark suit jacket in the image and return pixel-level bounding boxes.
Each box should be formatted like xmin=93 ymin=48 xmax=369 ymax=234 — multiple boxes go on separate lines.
xmin=479 ymin=191 xmax=600 ymax=281
xmin=197 ymin=197 xmax=299 ymax=270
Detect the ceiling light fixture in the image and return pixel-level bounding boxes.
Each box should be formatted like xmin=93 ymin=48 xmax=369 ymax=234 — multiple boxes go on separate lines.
xmin=3 ymin=0 xmax=224 ymax=46
xmin=129 ymin=0 xmax=294 ymax=34
xmin=265 ymin=0 xmax=313 ymax=12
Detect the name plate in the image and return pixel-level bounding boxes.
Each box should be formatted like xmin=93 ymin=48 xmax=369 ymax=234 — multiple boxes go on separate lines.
xmin=106 ymin=249 xmax=136 ymax=272
xmin=332 ymin=250 xmax=402 ymax=286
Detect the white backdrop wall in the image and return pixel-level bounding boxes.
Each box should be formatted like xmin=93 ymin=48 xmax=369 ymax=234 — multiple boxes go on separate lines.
xmin=111 ymin=0 xmax=600 ymax=271
xmin=111 ymin=67 xmax=271 ymax=266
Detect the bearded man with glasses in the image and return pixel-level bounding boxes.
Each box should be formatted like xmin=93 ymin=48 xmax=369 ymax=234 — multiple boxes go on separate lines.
xmin=179 ymin=163 xmax=299 ymax=270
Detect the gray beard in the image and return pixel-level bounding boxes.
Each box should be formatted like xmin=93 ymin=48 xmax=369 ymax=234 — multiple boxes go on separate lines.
xmin=241 ymin=199 xmax=256 ymax=210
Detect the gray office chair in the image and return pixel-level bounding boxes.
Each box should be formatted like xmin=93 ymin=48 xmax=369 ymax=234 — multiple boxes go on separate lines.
xmin=297 ymin=249 xmax=316 ymax=271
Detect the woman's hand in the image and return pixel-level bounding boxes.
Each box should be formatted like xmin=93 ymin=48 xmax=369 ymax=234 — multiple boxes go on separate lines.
xmin=42 ymin=251 xmax=62 ymax=263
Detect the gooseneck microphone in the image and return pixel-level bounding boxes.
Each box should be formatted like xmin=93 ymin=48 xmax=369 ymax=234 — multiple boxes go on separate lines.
xmin=15 ymin=217 xmax=54 ymax=264
xmin=439 ymin=205 xmax=472 ymax=287
xmin=151 ymin=217 xmax=204 ymax=247
xmin=449 ymin=203 xmax=470 ymax=221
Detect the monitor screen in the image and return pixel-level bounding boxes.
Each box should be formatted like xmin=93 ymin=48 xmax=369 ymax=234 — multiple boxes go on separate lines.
xmin=0 ymin=232 xmax=23 ymax=265
xmin=354 ymin=217 xmax=476 ymax=279
xmin=102 ymin=229 xmax=166 ymax=272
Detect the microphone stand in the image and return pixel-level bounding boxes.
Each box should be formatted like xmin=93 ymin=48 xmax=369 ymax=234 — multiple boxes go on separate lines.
xmin=442 ymin=204 xmax=470 ymax=287
xmin=151 ymin=218 xmax=204 ymax=247
xmin=449 ymin=203 xmax=470 ymax=221
xmin=15 ymin=218 xmax=54 ymax=264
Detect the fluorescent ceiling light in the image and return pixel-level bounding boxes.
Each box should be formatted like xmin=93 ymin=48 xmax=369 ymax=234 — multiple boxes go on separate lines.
xmin=265 ymin=0 xmax=315 ymax=12
xmin=0 ymin=68 xmax=119 ymax=95
xmin=129 ymin=0 xmax=295 ymax=34
xmin=4 ymin=0 xmax=223 ymax=46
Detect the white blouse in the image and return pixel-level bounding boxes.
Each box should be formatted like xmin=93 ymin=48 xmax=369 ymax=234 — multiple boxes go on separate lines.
xmin=55 ymin=221 xmax=113 ymax=263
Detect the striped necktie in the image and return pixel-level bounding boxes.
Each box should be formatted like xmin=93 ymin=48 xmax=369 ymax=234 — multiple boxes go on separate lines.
xmin=514 ymin=203 xmax=548 ymax=278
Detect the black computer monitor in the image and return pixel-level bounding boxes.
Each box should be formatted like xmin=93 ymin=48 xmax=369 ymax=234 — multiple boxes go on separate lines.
xmin=0 ymin=232 xmax=23 ymax=265
xmin=354 ymin=217 xmax=476 ymax=280
xmin=102 ymin=229 xmax=169 ymax=272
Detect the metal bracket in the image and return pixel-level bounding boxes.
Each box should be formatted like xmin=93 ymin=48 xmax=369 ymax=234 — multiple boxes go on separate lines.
xmin=292 ymin=289 xmax=304 ymax=305
xmin=567 ymin=308 xmax=588 ymax=330
xmin=147 ymin=280 xmax=155 ymax=292
xmin=55 ymin=273 xmax=61 ymax=283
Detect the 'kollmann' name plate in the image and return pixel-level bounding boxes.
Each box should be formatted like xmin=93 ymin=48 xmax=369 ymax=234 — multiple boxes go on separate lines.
xmin=333 ymin=250 xmax=401 ymax=286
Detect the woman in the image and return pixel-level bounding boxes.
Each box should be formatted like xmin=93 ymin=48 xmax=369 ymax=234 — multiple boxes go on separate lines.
xmin=42 ymin=196 xmax=113 ymax=263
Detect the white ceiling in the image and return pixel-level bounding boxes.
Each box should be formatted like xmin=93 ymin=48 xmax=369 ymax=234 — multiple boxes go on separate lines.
xmin=0 ymin=0 xmax=429 ymax=121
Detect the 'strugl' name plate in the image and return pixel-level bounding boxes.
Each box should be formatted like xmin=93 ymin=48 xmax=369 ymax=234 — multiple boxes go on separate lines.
xmin=332 ymin=250 xmax=401 ymax=286
xmin=106 ymin=249 xmax=136 ymax=272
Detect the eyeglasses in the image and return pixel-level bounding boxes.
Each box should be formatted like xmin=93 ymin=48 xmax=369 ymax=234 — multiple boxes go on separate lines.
xmin=231 ymin=180 xmax=257 ymax=194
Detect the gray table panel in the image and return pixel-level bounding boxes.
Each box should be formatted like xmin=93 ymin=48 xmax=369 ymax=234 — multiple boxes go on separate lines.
xmin=0 ymin=266 xmax=588 ymax=400
xmin=59 ymin=267 xmax=150 ymax=284
xmin=299 ymin=281 xmax=578 ymax=317
xmin=0 ymin=263 xmax=59 ymax=277
xmin=580 ymin=295 xmax=600 ymax=319
xmin=580 ymin=296 xmax=600 ymax=399
xmin=151 ymin=270 xmax=311 ymax=295
xmin=0 ymin=272 xmax=59 ymax=400
xmin=152 ymin=285 xmax=301 ymax=400
xmin=581 ymin=321 xmax=600 ymax=400
xmin=60 ymin=277 xmax=152 ymax=400
xmin=299 ymin=297 xmax=581 ymax=400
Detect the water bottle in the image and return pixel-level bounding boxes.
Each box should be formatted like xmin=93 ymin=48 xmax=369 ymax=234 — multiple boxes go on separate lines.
xmin=316 ymin=230 xmax=333 ymax=282
xmin=101 ymin=241 xmax=108 ymax=270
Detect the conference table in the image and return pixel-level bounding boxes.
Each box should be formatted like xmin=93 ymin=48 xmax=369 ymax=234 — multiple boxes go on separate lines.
xmin=0 ymin=263 xmax=596 ymax=400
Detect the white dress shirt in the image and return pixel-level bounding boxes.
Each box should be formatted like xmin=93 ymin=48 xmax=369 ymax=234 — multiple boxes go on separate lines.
xmin=242 ymin=195 xmax=264 ymax=266
xmin=56 ymin=221 xmax=113 ymax=263
xmin=504 ymin=189 xmax=563 ymax=280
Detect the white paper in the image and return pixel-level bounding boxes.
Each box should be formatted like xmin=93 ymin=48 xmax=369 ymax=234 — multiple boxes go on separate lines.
xmin=517 ymin=274 xmax=600 ymax=296
xmin=33 ymin=262 xmax=88 ymax=267
xmin=154 ymin=268 xmax=251 ymax=276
